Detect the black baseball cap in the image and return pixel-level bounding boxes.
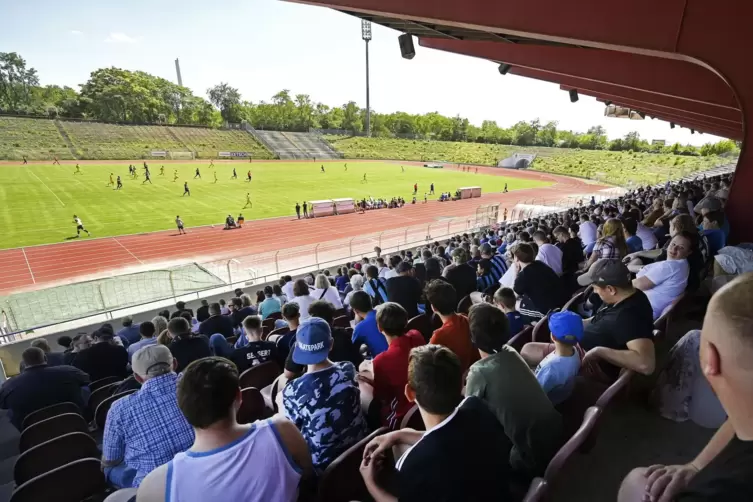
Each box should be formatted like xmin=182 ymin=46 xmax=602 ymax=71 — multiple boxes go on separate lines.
xmin=577 ymin=259 xmax=632 ymax=288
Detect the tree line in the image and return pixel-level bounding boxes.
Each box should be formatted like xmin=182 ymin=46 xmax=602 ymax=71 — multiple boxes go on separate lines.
xmin=0 ymin=51 xmax=738 ymax=157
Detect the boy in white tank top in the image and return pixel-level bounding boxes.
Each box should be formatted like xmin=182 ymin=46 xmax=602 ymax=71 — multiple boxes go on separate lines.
xmin=137 ymin=357 xmax=313 ymax=502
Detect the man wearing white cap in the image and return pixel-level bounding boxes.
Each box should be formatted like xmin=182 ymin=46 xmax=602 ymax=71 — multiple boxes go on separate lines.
xmin=101 ymin=345 xmax=194 ymax=489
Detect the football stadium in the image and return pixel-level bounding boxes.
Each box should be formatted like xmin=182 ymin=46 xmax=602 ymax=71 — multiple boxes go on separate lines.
xmin=0 ymin=0 xmax=750 ymax=501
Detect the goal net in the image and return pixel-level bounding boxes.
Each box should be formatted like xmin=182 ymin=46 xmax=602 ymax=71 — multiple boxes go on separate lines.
xmin=168 ymin=151 xmax=195 ymax=160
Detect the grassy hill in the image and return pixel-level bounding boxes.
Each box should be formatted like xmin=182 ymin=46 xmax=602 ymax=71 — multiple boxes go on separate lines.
xmin=324 ymin=135 xmax=727 ymax=186
xmin=0 ymin=117 xmax=273 ymax=161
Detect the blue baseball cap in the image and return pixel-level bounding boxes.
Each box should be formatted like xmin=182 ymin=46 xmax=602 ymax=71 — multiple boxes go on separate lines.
xmin=548 ymin=311 xmax=583 ymax=344
xmin=292 ymin=317 xmax=332 ymax=364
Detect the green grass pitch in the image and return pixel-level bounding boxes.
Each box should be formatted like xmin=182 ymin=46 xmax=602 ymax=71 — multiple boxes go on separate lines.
xmin=0 ymin=161 xmax=552 ymax=248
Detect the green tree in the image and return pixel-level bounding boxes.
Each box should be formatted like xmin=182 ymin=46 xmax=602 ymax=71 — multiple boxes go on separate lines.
xmin=207 ymin=82 xmax=242 ymax=123
xmin=341 ymin=101 xmax=362 ymax=132
xmin=0 ymin=52 xmax=39 ymax=112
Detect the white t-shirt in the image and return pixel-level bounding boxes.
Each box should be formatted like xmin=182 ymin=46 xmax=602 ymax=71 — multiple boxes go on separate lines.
xmin=635 ymin=223 xmax=658 ymax=250
xmin=579 ymin=221 xmax=598 ymax=247
xmin=535 ymin=243 xmax=563 ymax=276
xmin=290 ymin=295 xmax=316 ymax=320
xmin=637 ymin=259 xmax=689 ymax=319
xmin=281 ymin=281 xmax=295 ymax=301
xmin=384 ymin=269 xmax=399 ymax=280
xmin=312 ymin=286 xmax=343 ymax=309
xmin=377 ymin=266 xmax=390 ymax=279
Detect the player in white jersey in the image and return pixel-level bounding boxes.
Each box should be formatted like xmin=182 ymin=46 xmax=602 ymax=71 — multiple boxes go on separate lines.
xmin=73 ymin=215 xmax=91 ymax=237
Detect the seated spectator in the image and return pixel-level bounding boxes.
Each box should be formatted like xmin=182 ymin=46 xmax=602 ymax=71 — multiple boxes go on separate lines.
xmin=359 ymin=302 xmax=425 ymax=428
xmin=522 ymin=259 xmax=655 ymax=383
xmin=701 ymin=210 xmax=727 ymax=257
xmin=73 ymin=329 xmax=128 ymax=381
xmin=168 ymin=318 xmax=212 ymax=373
xmin=426 ymin=280 xmax=479 ymax=372
xmin=172 ymin=301 xmax=194 ymax=320
xmin=364 ymin=265 xmax=388 ymax=306
xmin=376 ymin=258 xmax=390 ymax=278
xmin=622 ymin=217 xmax=644 ymax=254
xmin=211 ymin=315 xmax=281 ymax=371
xmin=18 ymin=338 xmax=64 ymax=372
xmin=554 ymin=225 xmax=584 ymax=294
xmin=513 ymin=243 xmax=566 ymax=324
xmin=218 ymin=299 xmax=229 ymax=316
xmin=271 ymin=302 xmax=299 ymax=360
xmin=344 ymin=274 xmax=364 ymax=307
xmin=137 ymin=357 xmax=312 ymax=501
xmin=282 ymin=318 xmax=367 ymax=472
xmin=117 ymin=316 xmax=141 ymax=346
xmin=127 ymin=321 xmax=158 ymax=362
xmin=386 ymin=261 xmax=422 ymax=318
xmin=579 ymin=213 xmax=598 ymax=250
xmin=533 ymin=230 xmax=563 ymax=276
xmin=632 ymin=232 xmax=693 ymax=319
xmin=465 ymin=304 xmax=563 ymax=475
xmin=535 ymin=311 xmax=583 ymax=405
xmin=480 ymin=243 xmax=508 ymax=283
xmin=586 ymin=218 xmax=628 ymax=268
xmin=351 ymin=291 xmax=389 ymax=358
xmin=312 ymin=273 xmax=344 ymax=309
xmin=57 ymin=335 xmax=73 ymax=353
xmin=634 ymin=216 xmax=659 ymax=251
xmin=231 ymin=295 xmax=258 ymax=327
xmin=618 ymin=274 xmax=753 ymax=502
xmin=384 ymin=255 xmax=402 ymax=279
xmin=196 ymin=299 xmax=210 ymax=323
xmin=63 ymin=334 xmax=91 ymax=365
xmin=198 ymin=303 xmax=234 ymax=339
xmin=152 ymin=316 xmax=168 ymax=338
xmin=476 ymin=258 xmax=497 ymax=292
xmin=0 ymin=347 xmax=90 ymax=430
xmin=493 ymin=287 xmax=525 ymax=336
xmin=443 ymin=247 xmax=477 ymax=301
xmin=258 ymin=286 xmax=282 ymax=319
xmin=102 ymin=345 xmax=194 ymax=488
xmin=309 ymin=300 xmax=361 ymax=367
xmin=290 ymin=279 xmax=316 ymax=321
xmin=360 ymin=345 xmax=512 ymax=500
xmin=272 ymin=284 xmax=287 ymax=305
xmin=280 ymin=275 xmax=294 ymax=300
xmin=336 ymin=266 xmax=350 ymax=291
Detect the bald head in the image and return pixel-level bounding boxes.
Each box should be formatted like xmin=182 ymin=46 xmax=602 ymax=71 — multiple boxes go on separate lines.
xmin=705 ymin=272 xmax=753 ymax=351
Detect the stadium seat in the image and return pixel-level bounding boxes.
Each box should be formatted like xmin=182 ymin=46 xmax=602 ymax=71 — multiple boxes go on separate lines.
xmin=94 ymin=390 xmax=137 ymax=431
xmin=317 ymin=427 xmax=390 ymax=502
xmin=457 ymin=295 xmax=473 ymax=315
xmin=227 ymin=335 xmax=238 ymax=345
xmin=89 ymin=376 xmax=123 ymax=392
xmin=267 ymin=311 xmax=283 ymax=321
xmin=239 ymin=361 xmax=281 ymax=390
xmin=532 ymin=311 xmax=556 ymax=343
xmin=9 ymin=458 xmax=107 ymax=502
xmin=262 ymin=318 xmax=276 ymax=332
xmin=267 ymin=326 xmax=290 ymax=339
xmin=406 ymin=313 xmax=443 ymax=343
xmin=19 ymin=414 xmax=89 ymax=453
xmin=358 ymin=380 xmax=382 ymax=431
xmin=21 ymin=402 xmax=82 ymax=431
xmin=654 ymin=292 xmax=686 ymax=334
xmin=522 ymin=407 xmax=603 ymax=502
xmin=333 ymin=308 xmax=348 ymax=319
xmin=507 ymin=326 xmax=534 ymax=353
xmin=87 ymin=382 xmax=121 ymax=415
xmin=562 ymin=286 xmax=592 ymax=313
xmin=237 ymin=388 xmax=268 ymax=424
xmin=333 ymin=315 xmax=350 ymax=328
xmin=14 ymin=432 xmax=100 ymax=485
xmin=399 ymin=405 xmax=425 ymax=431
xmin=595 ymin=370 xmax=635 ymax=410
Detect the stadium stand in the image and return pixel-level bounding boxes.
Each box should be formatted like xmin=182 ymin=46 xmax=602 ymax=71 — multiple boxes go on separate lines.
xmin=60 ymin=121 xmax=189 ymax=160
xmin=249 ymin=130 xmax=341 ymax=159
xmin=167 ymin=127 xmax=273 ymax=159
xmin=0 ymin=167 xmax=746 ymax=501
xmin=0 ymin=117 xmax=74 ymax=161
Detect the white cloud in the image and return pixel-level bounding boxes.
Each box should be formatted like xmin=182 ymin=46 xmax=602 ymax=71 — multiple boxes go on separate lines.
xmin=105 ymin=32 xmax=139 ymax=44
xmin=70 ymin=30 xmax=84 ymax=35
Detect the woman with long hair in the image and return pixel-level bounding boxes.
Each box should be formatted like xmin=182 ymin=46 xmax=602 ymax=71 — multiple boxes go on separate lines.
xmin=585 ymin=218 xmax=628 ymax=268
xmin=312 ymin=273 xmax=343 ymax=309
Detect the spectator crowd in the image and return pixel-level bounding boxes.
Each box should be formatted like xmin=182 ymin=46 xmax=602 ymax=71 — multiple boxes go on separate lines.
xmin=1 ymin=170 xmax=749 ymax=502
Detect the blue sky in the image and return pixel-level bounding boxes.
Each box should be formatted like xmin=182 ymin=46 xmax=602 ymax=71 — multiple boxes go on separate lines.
xmin=1 ymin=0 xmax=722 ymax=145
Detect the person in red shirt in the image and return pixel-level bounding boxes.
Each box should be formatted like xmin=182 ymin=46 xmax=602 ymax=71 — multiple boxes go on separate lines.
xmin=426 ymin=280 xmax=480 ymax=373
xmin=360 ymin=302 xmax=425 ymax=429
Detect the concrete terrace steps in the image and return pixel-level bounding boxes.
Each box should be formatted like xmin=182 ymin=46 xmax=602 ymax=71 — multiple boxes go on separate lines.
xmin=53 ymin=120 xmax=81 ymax=160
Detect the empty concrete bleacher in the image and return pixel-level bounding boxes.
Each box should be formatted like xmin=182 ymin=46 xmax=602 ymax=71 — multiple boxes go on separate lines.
xmin=0 ymin=117 xmax=73 ymax=161
xmin=60 ymin=122 xmax=189 ymax=160
xmin=250 ymin=130 xmax=342 ymax=160
xmin=167 ymin=128 xmax=273 ymax=160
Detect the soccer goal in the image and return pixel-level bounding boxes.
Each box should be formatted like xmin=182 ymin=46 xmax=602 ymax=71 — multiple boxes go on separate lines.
xmin=168 ymin=151 xmax=195 ymax=160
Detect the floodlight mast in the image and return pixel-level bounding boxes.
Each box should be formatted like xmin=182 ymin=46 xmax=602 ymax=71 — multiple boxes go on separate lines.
xmin=362 ymin=20 xmax=372 ymax=137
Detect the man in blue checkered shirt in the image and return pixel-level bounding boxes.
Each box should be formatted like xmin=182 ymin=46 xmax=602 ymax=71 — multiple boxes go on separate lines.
xmin=101 ymin=345 xmax=194 ymax=488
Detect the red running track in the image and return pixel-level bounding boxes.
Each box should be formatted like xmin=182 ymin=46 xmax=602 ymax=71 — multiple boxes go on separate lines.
xmin=0 ymin=163 xmax=607 ymax=294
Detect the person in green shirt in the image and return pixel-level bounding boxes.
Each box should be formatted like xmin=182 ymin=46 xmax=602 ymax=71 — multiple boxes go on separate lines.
xmin=465 ymin=303 xmax=564 ymax=477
